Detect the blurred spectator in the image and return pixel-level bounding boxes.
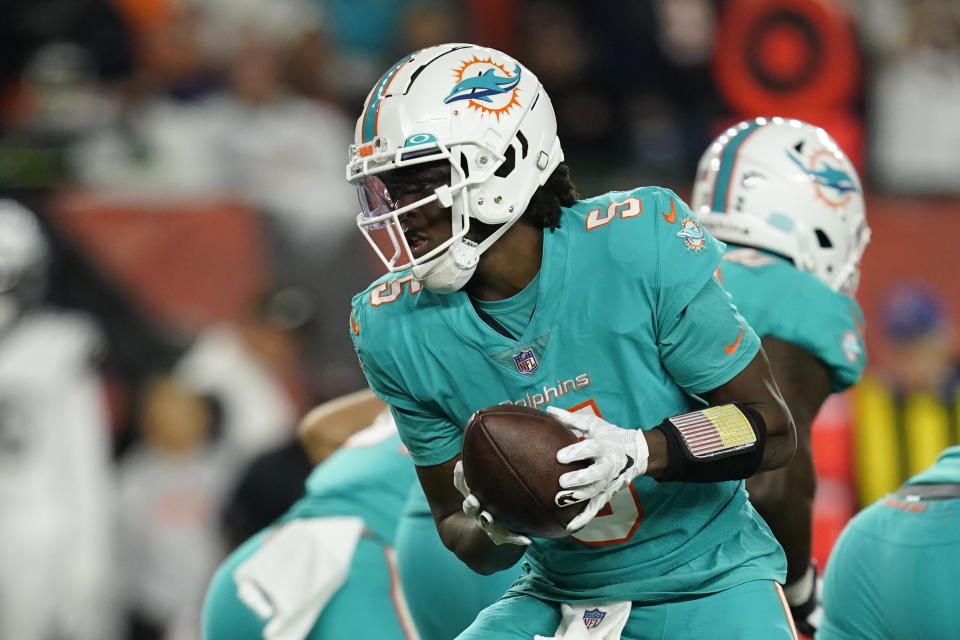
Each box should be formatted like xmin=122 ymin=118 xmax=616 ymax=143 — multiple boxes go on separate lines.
xmin=69 ymin=5 xmax=226 ymax=195
xmin=515 ymin=0 xmax=722 ymax=195
xmin=880 ymin=284 xmax=957 ymax=394
xmin=853 ymin=283 xmax=960 ymax=505
xmin=313 ymin=0 xmax=447 ymax=102
xmin=0 ymin=0 xmax=132 ymax=193
xmin=115 ymin=374 xmax=235 ymax=640
xmin=0 ymin=199 xmax=117 ymax=640
xmin=866 ymin=0 xmax=960 ymax=194
xmin=175 ymin=285 xmax=311 ymax=459
xmin=67 ymin=0 xmax=377 ymax=395
xmin=211 ymin=24 xmax=356 ymax=276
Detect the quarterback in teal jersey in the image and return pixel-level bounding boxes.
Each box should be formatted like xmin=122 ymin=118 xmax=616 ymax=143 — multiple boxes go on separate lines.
xmin=692 ymin=117 xmax=871 ymax=636
xmin=202 ymin=394 xmax=419 ymax=640
xmin=346 ymin=43 xmax=799 ymax=639
xmin=818 ymin=446 xmax=960 ymax=640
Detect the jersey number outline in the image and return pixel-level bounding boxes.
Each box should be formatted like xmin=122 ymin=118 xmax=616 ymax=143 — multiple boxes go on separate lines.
xmin=370 ymin=274 xmax=423 ymax=306
xmin=566 ymin=399 xmax=645 ymax=546
xmin=585 ymin=196 xmax=642 ymax=232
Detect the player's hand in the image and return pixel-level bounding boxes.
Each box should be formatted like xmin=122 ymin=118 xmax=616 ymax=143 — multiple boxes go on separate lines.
xmin=786 ymin=563 xmax=822 ymax=638
xmin=547 ymin=407 xmax=649 ymax=532
xmin=453 ymin=460 xmax=532 ymax=546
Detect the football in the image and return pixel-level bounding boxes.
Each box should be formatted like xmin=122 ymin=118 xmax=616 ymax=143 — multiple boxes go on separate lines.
xmin=461 ymin=405 xmax=589 ymax=538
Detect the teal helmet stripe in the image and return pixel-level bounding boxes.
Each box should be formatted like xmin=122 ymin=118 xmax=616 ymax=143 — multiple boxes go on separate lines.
xmin=712 ymin=121 xmax=762 ymax=213
xmin=361 ymin=55 xmax=413 ymax=143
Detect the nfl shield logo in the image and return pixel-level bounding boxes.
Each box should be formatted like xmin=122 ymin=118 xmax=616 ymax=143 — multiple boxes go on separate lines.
xmin=512 ymin=348 xmax=538 ymax=375
xmin=583 ymin=608 xmax=606 ymax=630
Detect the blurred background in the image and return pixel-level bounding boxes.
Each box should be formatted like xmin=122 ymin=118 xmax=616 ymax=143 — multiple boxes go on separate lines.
xmin=0 ymin=0 xmax=958 ymax=638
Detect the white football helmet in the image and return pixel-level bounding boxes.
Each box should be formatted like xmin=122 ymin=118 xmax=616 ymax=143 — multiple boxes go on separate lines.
xmin=691 ymin=117 xmax=871 ymax=295
xmin=345 ymin=43 xmax=564 ymax=292
xmin=0 ymin=199 xmax=49 ymax=332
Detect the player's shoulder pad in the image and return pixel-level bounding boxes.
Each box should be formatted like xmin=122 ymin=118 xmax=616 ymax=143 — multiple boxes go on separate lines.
xmin=759 ymin=266 xmax=867 ymax=390
xmin=566 ymin=185 xmax=664 ymax=237
xmin=800 ymin=276 xmax=867 ymax=390
xmin=350 ymin=270 xmax=428 ymax=339
xmin=565 ymin=186 xmax=719 ymax=263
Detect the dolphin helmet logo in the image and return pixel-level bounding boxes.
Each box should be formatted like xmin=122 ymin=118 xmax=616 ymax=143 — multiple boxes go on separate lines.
xmin=445 ymin=56 xmax=522 ymax=119
xmin=787 ymin=148 xmax=857 ymax=208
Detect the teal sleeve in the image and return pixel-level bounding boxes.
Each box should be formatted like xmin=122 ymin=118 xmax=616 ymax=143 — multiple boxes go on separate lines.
xmin=658 ymin=276 xmax=761 ymax=395
xmin=349 ymin=303 xmax=463 ymax=466
xmin=780 ymin=290 xmax=865 ymax=392
xmin=349 ymin=305 xmax=421 ymax=412
xmin=654 ymin=188 xmax=727 ymax=328
xmin=719 ymin=259 xmax=866 ymax=392
xmin=390 ymin=405 xmax=463 ymax=467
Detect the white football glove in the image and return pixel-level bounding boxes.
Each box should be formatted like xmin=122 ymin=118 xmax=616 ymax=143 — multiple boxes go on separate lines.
xmin=453 ymin=460 xmax=532 ymax=546
xmin=546 ymin=407 xmax=649 ymax=532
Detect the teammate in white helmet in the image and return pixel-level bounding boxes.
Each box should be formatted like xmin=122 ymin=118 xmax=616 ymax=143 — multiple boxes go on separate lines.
xmin=691 ymin=117 xmax=871 ymax=636
xmin=347 ymin=44 xmax=798 ymax=639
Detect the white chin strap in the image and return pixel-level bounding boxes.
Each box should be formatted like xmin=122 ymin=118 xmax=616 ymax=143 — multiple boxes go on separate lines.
xmin=411 ymin=208 xmax=526 ymax=293
xmin=411 ymin=237 xmax=480 ymax=293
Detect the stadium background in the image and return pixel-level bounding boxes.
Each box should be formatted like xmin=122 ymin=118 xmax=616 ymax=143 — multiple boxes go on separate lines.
xmin=1 ymin=0 xmax=959 ymax=638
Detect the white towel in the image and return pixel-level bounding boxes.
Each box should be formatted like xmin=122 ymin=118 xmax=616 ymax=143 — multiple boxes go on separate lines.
xmin=233 ymin=516 xmax=365 ymax=640
xmin=534 ymin=601 xmax=631 ymax=640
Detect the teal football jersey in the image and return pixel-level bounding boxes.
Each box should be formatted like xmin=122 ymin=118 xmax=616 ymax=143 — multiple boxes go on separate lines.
xmin=716 ymin=247 xmax=866 ymax=392
xmin=280 ymin=414 xmax=416 ymax=543
xmin=350 ymin=187 xmax=785 ymax=602
xmin=818 ymin=447 xmax=960 ymax=640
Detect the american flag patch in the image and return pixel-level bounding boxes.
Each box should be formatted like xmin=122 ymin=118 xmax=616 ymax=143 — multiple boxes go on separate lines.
xmin=670 ymin=405 xmax=756 ymax=459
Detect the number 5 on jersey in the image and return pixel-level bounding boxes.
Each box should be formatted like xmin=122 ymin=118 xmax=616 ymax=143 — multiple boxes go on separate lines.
xmin=566 ymin=399 xmax=645 ymax=546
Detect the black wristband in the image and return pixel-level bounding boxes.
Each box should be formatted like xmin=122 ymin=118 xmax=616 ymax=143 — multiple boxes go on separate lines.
xmin=653 ymin=403 xmax=767 ymax=483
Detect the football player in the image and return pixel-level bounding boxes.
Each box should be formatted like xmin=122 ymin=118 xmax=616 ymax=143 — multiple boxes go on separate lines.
xmin=818 ymin=445 xmax=960 ymax=640
xmin=347 ymin=43 xmax=798 ymax=638
xmin=691 ymin=117 xmax=871 ymax=637
xmin=202 ymin=389 xmax=420 ymax=640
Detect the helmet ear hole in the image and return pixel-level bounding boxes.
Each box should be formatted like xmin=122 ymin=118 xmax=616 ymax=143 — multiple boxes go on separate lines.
xmin=460 ymin=153 xmax=471 ymax=179
xmin=494 ymin=145 xmax=516 ymax=178
xmin=815 ymin=229 xmax=833 ymax=248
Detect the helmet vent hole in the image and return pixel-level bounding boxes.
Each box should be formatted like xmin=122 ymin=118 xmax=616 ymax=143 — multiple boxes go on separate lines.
xmin=517 ymin=131 xmax=529 ymax=158
xmin=460 ymin=153 xmax=470 ymax=179
xmin=494 ymin=145 xmax=516 ymax=178
xmin=815 ymin=229 xmax=833 ymax=248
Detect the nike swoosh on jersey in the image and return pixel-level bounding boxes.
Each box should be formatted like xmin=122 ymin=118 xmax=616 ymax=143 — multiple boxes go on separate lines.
xmin=725 ymin=326 xmax=745 ymax=355
xmin=350 ymin=310 xmax=360 ymax=335
xmin=662 ymin=198 xmax=676 ymax=224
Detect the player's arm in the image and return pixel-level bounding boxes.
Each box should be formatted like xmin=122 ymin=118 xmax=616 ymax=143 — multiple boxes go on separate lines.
xmin=414 ymin=456 xmax=528 ymax=575
xmin=746 ymin=336 xmax=831 ymax=584
xmin=668 ymin=344 xmax=797 ymax=476
xmin=297 ymin=388 xmax=388 ymax=464
xmin=551 ymin=346 xmax=795 ymax=531
xmin=550 ymin=275 xmax=796 ymax=530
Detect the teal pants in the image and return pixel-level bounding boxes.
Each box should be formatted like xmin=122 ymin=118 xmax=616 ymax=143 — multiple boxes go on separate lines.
xmin=817 ymin=495 xmax=960 ymax=640
xmin=202 ymin=528 xmax=415 ymax=640
xmin=394 ymin=511 xmax=518 ymax=640
xmin=458 ymin=579 xmax=797 ymax=640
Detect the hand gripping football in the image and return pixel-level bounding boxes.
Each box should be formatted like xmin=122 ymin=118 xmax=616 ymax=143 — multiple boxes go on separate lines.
xmin=461 ymin=405 xmax=588 ymax=538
